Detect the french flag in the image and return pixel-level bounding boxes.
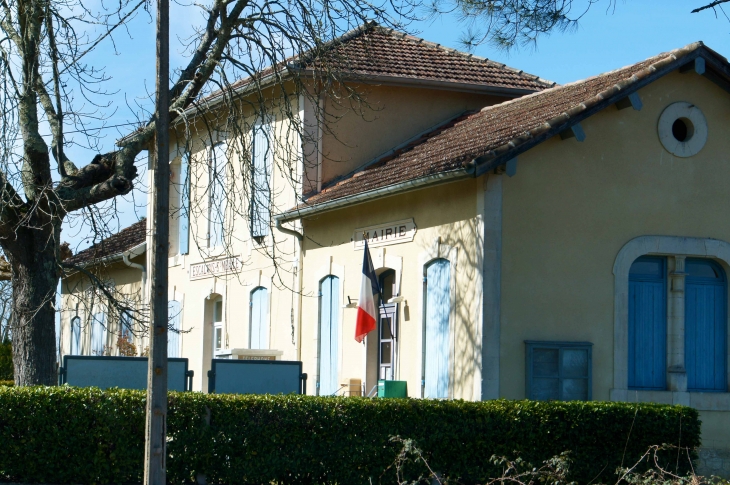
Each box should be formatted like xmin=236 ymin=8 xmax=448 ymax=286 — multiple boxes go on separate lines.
xmin=355 ymin=239 xmax=379 ymax=343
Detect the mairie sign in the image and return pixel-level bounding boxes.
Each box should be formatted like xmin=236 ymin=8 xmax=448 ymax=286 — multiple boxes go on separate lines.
xmin=353 ymin=219 xmax=416 ymax=250
xmin=190 ymin=256 xmax=243 ymax=280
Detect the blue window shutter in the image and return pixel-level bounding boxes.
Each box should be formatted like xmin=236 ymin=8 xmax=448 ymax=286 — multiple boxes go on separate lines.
xmin=179 ymin=152 xmax=190 ymax=254
xmin=91 ymin=312 xmax=106 ymax=355
xmin=70 ymin=317 xmax=81 ymax=355
xmin=318 ymin=276 xmax=339 ymax=395
xmin=250 ymin=287 xmax=269 ymax=349
xmin=425 ymin=259 xmax=450 ymax=398
xmin=251 ymin=123 xmax=271 ymax=238
xmin=686 ymin=260 xmax=727 ymax=391
xmin=628 ymin=257 xmax=666 ymax=390
xmin=209 ymin=143 xmax=226 ymax=247
xmin=168 ymin=300 xmax=182 ymax=358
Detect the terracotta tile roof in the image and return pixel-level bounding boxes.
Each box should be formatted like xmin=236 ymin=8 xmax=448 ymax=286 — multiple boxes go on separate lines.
xmin=65 ymin=219 xmax=147 ymax=266
xmin=197 ymin=24 xmax=554 ymax=109
xmin=295 ymin=26 xmax=555 ymax=92
xmin=291 ymin=42 xmax=725 ymax=211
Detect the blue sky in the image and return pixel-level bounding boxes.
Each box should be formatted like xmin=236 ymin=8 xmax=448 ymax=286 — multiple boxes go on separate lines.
xmin=61 ymin=0 xmax=730 ymax=250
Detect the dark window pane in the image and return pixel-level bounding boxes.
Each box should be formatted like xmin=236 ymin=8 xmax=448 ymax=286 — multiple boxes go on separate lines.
xmin=379 ymin=270 xmax=395 ymax=302
xmin=630 ymin=257 xmax=664 ymax=277
xmin=214 ymin=301 xmax=223 ymax=322
xmin=562 ymin=378 xmax=588 ymax=401
xmin=686 ymin=260 xmax=722 ymax=280
xmin=533 ymin=348 xmax=559 ymax=377
xmin=532 ymin=378 xmax=559 ymax=400
xmin=381 ymin=318 xmax=393 ymax=339
xmin=562 ymin=349 xmax=589 ymax=378
xmin=381 ymin=342 xmax=392 ymax=364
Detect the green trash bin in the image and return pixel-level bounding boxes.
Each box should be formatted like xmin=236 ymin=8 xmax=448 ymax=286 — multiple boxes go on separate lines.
xmin=377 ymin=380 xmax=407 ymax=398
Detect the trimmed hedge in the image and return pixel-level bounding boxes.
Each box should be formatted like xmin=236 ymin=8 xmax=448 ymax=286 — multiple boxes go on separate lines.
xmin=0 ymin=387 xmax=700 ymax=484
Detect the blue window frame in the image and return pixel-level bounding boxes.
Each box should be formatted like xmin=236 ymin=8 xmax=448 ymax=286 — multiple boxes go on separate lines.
xmin=628 ymin=256 xmax=667 ymax=390
xmin=526 ymin=341 xmax=592 ymax=401
xmin=249 ymin=287 xmax=269 ymax=350
xmin=168 ymin=300 xmax=182 ymax=358
xmin=685 ymin=259 xmax=727 ymax=392
xmin=424 ymin=258 xmax=450 ymax=399
xmin=318 ymin=276 xmax=340 ymax=395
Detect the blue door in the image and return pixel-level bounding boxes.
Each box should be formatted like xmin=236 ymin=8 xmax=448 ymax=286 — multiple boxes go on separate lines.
xmin=424 ymin=259 xmax=450 ymax=398
xmin=250 ymin=287 xmax=269 ymax=349
xmin=318 ymin=276 xmax=340 ymax=395
xmin=628 ymin=257 xmax=666 ymax=390
xmin=686 ymin=259 xmax=727 ymax=392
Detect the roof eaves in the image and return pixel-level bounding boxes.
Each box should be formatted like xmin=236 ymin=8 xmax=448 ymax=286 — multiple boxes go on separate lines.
xmin=466 ymin=42 xmax=706 ymax=177
xmin=66 ymin=241 xmax=147 ymax=270
xmin=277 ymin=169 xmax=469 ymax=222
xmin=293 ymin=70 xmax=544 ymax=96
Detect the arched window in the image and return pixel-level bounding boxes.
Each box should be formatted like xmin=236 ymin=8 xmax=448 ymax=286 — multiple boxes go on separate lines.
xmin=90 ymin=312 xmax=106 ymax=355
xmin=250 ymin=121 xmax=271 ymax=238
xmin=424 ymin=258 xmax=450 ymax=398
xmin=249 ymin=287 xmax=269 ymax=349
xmin=686 ymin=259 xmax=727 ymax=391
xmin=209 ymin=143 xmax=227 ymax=248
xmin=168 ymin=300 xmax=182 ymax=358
xmin=628 ymin=256 xmax=667 ymax=390
xmin=70 ymin=316 xmax=81 ymax=355
xmin=318 ymin=276 xmax=340 ymax=395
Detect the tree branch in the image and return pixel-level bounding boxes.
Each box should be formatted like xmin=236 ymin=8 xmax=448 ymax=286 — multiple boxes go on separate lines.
xmin=692 ymin=0 xmax=730 ymax=13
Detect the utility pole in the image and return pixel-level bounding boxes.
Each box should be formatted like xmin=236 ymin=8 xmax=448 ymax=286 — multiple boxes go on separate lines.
xmin=144 ymin=0 xmax=169 ymax=478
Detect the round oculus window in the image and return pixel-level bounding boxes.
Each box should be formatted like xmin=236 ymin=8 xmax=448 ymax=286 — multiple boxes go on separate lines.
xmin=657 ymin=102 xmax=707 ymax=157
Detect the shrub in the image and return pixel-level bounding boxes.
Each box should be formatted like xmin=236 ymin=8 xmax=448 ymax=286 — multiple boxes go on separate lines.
xmin=0 ymin=387 xmax=701 ymax=485
xmin=0 ymin=380 xmax=12 ymax=386
xmin=0 ymin=339 xmax=12 ymax=380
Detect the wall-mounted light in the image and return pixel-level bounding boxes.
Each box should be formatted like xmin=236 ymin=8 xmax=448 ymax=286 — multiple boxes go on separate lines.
xmin=388 ymin=296 xmax=405 ymax=304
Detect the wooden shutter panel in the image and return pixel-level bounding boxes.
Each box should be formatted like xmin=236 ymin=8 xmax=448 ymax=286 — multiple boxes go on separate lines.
xmin=251 ymin=123 xmax=271 ymax=237
xmin=168 ymin=300 xmax=182 ymax=358
xmin=91 ymin=312 xmax=106 ymax=355
xmin=628 ymin=278 xmax=666 ymax=389
xmin=179 ymin=152 xmax=190 ymax=254
xmin=209 ymin=143 xmax=227 ymax=247
xmin=71 ymin=317 xmax=81 ymax=355
xmin=250 ymin=287 xmax=269 ymax=349
xmin=686 ymin=261 xmax=727 ymax=391
xmin=318 ymin=276 xmax=339 ymax=395
xmin=425 ymin=259 xmax=450 ymax=398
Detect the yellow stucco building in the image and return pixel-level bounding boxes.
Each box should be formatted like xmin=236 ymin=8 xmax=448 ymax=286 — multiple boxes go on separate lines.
xmin=61 ymin=28 xmax=730 ymax=476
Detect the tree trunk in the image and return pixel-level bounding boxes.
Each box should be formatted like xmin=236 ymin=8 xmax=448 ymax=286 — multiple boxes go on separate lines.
xmin=10 ymin=233 xmax=59 ymax=386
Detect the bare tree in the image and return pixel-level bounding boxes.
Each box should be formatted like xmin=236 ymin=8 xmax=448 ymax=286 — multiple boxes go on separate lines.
xmin=0 ymin=0 xmax=420 ymax=385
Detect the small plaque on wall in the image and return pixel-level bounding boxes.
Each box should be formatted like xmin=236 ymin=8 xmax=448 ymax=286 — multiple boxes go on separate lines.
xmin=353 ymin=219 xmax=417 ymax=250
xmin=190 ymin=256 xmax=242 ymax=280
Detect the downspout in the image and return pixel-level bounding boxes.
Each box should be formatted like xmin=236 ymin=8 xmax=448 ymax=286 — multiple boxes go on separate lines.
xmin=122 ymin=252 xmax=147 ymax=301
xmin=276 ymin=218 xmax=304 ymax=241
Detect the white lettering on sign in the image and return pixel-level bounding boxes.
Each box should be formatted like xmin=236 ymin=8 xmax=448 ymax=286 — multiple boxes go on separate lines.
xmin=353 ymin=219 xmax=417 ymax=250
xmin=190 ymin=256 xmax=243 ymax=281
